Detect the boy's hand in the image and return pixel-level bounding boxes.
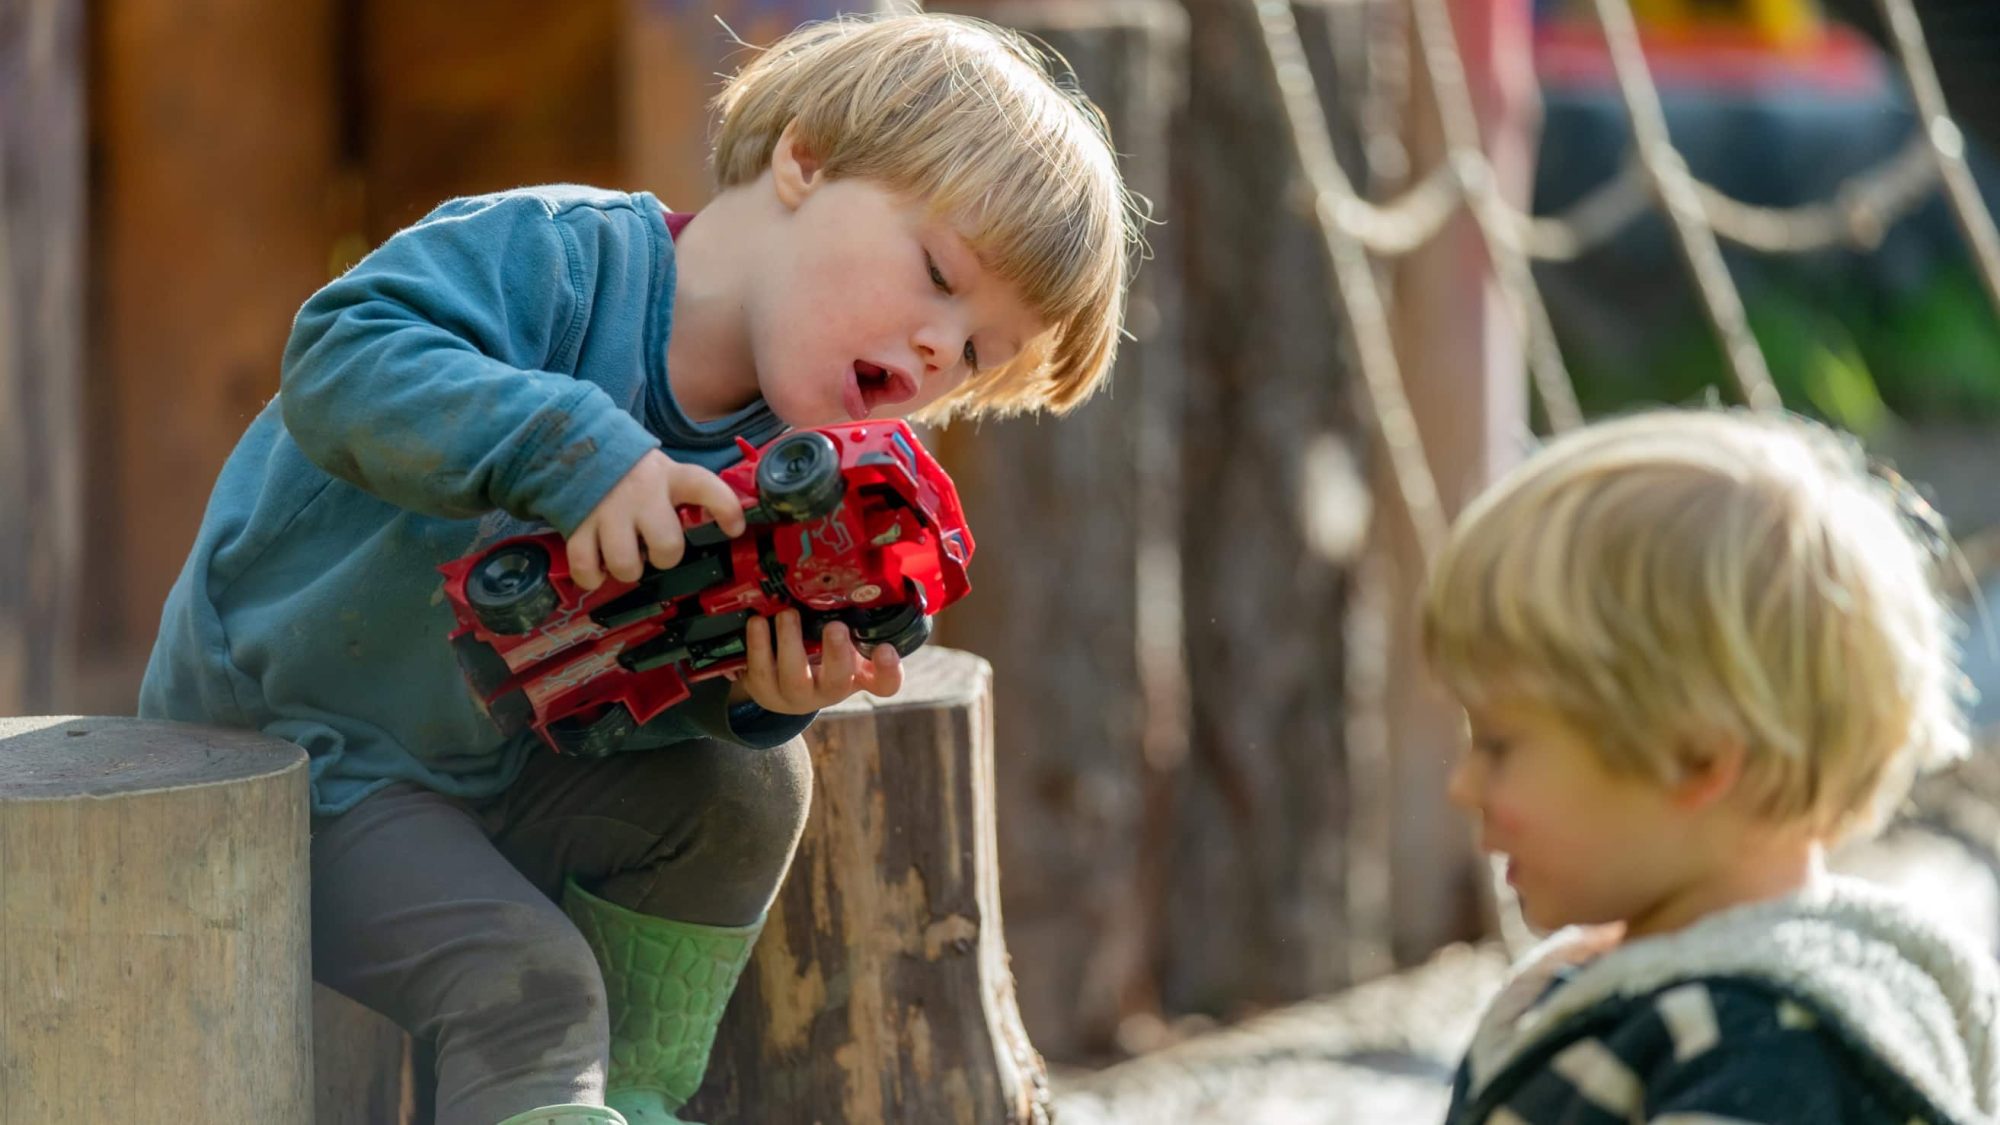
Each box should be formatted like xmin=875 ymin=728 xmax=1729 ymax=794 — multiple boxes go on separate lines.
xmin=568 ymin=450 xmax=745 ymax=591
xmin=729 ymin=610 xmax=904 ymax=715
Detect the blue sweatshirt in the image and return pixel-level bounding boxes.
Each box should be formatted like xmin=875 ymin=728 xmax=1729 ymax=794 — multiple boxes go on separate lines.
xmin=139 ymin=186 xmax=807 ymax=816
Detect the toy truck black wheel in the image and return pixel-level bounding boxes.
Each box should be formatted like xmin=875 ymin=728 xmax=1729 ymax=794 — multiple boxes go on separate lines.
xmin=756 ymin=431 xmax=845 ymax=521
xmin=875 ymin=612 xmax=932 ymax=657
xmin=544 ymin=705 xmax=637 ymax=759
xmin=467 ymin=542 xmax=560 ymax=635
xmin=843 ymin=587 xmax=934 ymax=657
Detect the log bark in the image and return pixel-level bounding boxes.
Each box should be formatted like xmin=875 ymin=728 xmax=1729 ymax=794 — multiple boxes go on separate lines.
xmin=0 ymin=717 xmax=313 ymax=1119
xmin=0 ymin=0 xmax=84 ymax=714
xmin=686 ymin=648 xmax=1050 ymax=1125
xmin=1171 ymin=0 xmax=1377 ymax=1018
xmin=925 ymin=0 xmax=1189 ymax=1061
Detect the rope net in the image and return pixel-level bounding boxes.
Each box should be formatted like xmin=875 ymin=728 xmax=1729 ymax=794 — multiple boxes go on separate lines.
xmin=1249 ymin=0 xmax=2000 ymax=568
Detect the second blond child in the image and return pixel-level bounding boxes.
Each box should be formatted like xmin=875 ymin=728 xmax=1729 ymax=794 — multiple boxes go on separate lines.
xmin=1426 ymin=409 xmax=1998 ymax=1125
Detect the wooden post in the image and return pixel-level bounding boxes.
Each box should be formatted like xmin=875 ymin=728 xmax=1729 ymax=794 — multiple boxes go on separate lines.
xmin=924 ymin=0 xmax=1188 ymax=1060
xmin=0 ymin=0 xmax=84 ymax=715
xmin=0 ymin=717 xmax=313 ymax=1119
xmin=89 ymin=0 xmax=341 ymax=701
xmin=686 ymin=648 xmax=1051 ymax=1125
xmin=1376 ymin=0 xmax=1539 ymax=960
xmin=1169 ymin=0 xmax=1382 ymax=1020
xmin=357 ymin=0 xmax=624 ymax=243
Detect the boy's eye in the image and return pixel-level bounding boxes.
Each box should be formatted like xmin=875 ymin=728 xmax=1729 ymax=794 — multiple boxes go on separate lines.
xmin=1474 ymin=736 xmax=1511 ymax=761
xmin=963 ymin=339 xmax=980 ymax=370
xmin=926 ymin=253 xmax=951 ymax=294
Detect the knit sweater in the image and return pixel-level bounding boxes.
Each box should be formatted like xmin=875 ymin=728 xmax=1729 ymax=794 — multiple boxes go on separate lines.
xmin=1444 ymin=876 xmax=2000 ymax=1124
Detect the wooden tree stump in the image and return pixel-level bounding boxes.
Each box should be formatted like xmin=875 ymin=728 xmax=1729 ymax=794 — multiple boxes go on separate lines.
xmin=0 ymin=716 xmax=313 ymax=1119
xmin=686 ymin=648 xmax=1050 ymax=1124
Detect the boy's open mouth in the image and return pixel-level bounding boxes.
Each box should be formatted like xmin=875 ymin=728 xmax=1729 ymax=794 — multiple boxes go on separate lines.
xmin=844 ymin=360 xmax=918 ymax=420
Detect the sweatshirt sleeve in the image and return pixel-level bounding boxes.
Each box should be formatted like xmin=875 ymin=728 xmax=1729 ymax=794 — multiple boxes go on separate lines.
xmin=279 ymin=192 xmax=661 ymax=534
xmin=624 ymin=678 xmax=817 ymax=751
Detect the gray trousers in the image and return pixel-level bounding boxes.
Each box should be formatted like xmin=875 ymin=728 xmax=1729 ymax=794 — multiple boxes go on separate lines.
xmin=309 ymin=737 xmax=813 ymax=1125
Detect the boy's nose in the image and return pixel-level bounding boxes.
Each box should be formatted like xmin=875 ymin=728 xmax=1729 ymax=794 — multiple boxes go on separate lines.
xmin=912 ymin=319 xmax=964 ymax=376
xmin=1446 ymin=754 xmax=1481 ymax=811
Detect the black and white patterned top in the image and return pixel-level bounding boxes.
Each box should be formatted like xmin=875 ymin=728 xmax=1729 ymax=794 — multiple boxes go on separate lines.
xmin=1446 ymin=975 xmax=1943 ymax=1123
xmin=1442 ymin=879 xmax=2000 ymax=1125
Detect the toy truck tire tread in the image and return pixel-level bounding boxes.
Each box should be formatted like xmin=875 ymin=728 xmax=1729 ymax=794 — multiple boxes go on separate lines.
xmin=466 ymin=542 xmax=561 ymax=635
xmin=755 ymin=431 xmax=846 ymax=521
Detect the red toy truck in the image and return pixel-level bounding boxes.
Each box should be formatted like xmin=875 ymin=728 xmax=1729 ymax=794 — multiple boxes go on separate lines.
xmin=440 ymin=420 xmax=974 ymax=757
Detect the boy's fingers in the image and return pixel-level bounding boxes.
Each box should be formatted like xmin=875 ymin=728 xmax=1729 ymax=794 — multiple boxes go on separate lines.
xmin=864 ymin=644 xmax=903 ymax=698
xmin=636 ymin=502 xmax=687 ymax=571
xmin=774 ymin=611 xmax=813 ymax=699
xmin=742 ymin=616 xmax=777 ymax=700
xmin=818 ymin=622 xmax=859 ymax=696
xmin=670 ymin=463 xmax=747 ymax=538
xmin=598 ymin=517 xmax=643 ymax=584
xmin=567 ymin=524 xmax=604 ymax=591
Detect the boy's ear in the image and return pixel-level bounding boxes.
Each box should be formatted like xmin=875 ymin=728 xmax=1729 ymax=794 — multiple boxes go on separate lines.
xmin=772 ymin=120 xmax=823 ymax=210
xmin=1670 ymin=736 xmax=1746 ymax=813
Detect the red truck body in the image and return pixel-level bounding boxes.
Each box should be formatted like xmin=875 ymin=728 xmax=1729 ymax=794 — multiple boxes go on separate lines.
xmin=439 ymin=421 xmax=973 ymax=756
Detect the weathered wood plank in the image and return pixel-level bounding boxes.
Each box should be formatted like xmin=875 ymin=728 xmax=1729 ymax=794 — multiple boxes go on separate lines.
xmin=0 ymin=0 xmax=84 ymax=714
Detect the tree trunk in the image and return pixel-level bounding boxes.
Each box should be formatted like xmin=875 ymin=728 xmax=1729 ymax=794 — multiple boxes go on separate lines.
xmin=687 ymin=648 xmax=1050 ymax=1125
xmin=0 ymin=0 xmax=84 ymax=715
xmin=0 ymin=717 xmax=313 ymax=1119
xmin=925 ymin=0 xmax=1189 ymax=1061
xmin=1170 ymin=0 xmax=1378 ymax=1020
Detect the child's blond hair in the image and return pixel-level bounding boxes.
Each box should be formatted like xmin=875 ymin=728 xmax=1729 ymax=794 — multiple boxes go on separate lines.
xmin=1423 ymin=409 xmax=1969 ymax=840
xmin=711 ymin=11 xmax=1141 ymax=422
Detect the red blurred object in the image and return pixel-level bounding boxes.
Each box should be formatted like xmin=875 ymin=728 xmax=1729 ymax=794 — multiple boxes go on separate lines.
xmin=439 ymin=420 xmax=975 ymax=757
xmin=1534 ymin=19 xmax=1884 ymax=96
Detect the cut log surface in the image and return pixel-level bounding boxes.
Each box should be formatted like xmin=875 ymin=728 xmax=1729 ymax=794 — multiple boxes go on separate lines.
xmin=0 ymin=717 xmax=313 ymax=1120
xmin=687 ymin=647 xmax=1052 ymax=1124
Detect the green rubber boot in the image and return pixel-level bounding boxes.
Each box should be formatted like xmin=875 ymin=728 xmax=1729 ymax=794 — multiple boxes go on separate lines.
xmin=563 ymin=879 xmax=764 ymax=1125
xmin=493 ymin=1105 xmax=628 ymax=1125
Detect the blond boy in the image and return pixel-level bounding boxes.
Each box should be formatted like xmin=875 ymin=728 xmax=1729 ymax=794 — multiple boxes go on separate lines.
xmin=138 ymin=14 xmax=1138 ymax=1125
xmin=1425 ymin=409 xmax=1999 ymax=1124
